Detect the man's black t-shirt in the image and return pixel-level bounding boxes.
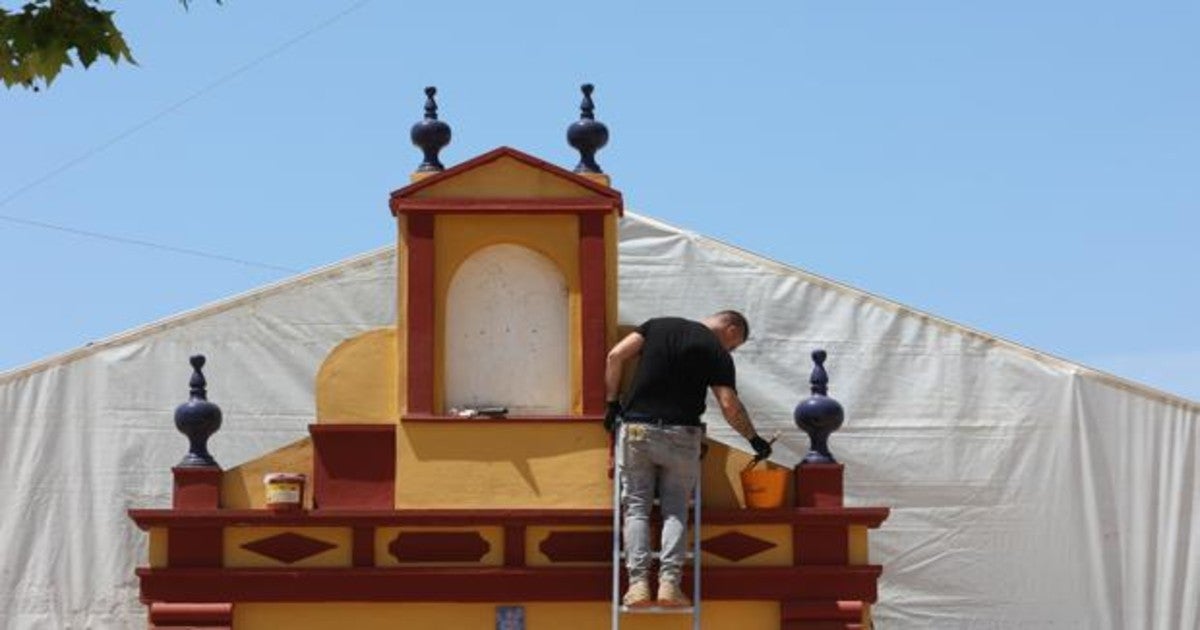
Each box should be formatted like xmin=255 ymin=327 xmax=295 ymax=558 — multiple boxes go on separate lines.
xmin=622 ymin=317 xmax=737 ymax=424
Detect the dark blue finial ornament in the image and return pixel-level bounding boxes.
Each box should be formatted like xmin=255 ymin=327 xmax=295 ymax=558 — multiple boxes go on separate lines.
xmin=174 ymin=355 xmax=223 ymax=468
xmin=410 ymin=86 xmax=451 ymax=172
xmin=793 ymin=350 xmax=845 ymax=464
xmin=567 ymin=83 xmax=609 ymax=174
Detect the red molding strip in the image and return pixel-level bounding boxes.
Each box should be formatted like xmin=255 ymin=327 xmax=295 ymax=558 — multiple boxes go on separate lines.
xmin=781 ymin=600 xmax=864 ymax=621
xmin=401 ymin=414 xmax=605 ymax=424
xmin=392 ymin=198 xmax=620 ymax=215
xmin=136 ymin=565 xmax=882 ymax=603
xmin=389 ymin=147 xmax=622 ymax=206
xmin=131 ymin=507 xmax=889 ymax=530
xmin=148 ymin=602 xmax=232 ymax=627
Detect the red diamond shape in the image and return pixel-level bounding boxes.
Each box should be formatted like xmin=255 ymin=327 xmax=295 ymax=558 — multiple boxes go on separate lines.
xmin=701 ymin=530 xmax=777 ymax=562
xmin=241 ymin=532 xmax=338 ymax=564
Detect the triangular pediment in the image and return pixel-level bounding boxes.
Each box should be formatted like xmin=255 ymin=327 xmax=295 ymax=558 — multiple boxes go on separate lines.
xmin=390 ymin=146 xmax=621 ymax=203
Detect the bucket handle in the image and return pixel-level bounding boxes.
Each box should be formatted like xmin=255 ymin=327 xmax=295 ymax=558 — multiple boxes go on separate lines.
xmin=741 ymin=430 xmax=782 ymax=473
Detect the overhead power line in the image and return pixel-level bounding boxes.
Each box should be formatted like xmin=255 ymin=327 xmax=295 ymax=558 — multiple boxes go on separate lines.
xmin=0 ymin=0 xmax=372 ymax=210
xmin=0 ymin=213 xmax=300 ymax=273
xmin=0 ymin=0 xmax=371 ymax=273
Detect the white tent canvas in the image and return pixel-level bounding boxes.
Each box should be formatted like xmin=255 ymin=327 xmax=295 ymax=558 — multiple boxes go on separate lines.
xmin=1 ymin=213 xmax=1196 ymax=629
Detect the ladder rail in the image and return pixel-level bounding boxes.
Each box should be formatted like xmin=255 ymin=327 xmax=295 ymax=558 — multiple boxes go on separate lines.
xmin=611 ymin=428 xmax=623 ymax=630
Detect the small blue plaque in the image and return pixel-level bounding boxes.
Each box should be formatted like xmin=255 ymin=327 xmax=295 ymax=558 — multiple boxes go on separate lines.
xmin=496 ymin=605 xmax=525 ymax=630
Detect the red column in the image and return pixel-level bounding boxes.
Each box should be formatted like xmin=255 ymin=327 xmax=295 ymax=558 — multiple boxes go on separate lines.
xmin=405 ymin=214 xmax=436 ymax=415
xmin=579 ymin=213 xmax=607 ymax=415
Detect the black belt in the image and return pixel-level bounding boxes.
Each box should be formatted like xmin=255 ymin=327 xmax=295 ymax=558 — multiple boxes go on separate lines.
xmin=621 ymin=416 xmax=703 ymax=428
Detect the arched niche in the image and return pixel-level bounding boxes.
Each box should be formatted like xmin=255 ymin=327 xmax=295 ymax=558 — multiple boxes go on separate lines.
xmin=444 ymin=243 xmax=570 ymax=415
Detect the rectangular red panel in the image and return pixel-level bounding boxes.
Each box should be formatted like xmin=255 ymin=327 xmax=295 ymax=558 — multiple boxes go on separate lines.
xmin=353 ymin=526 xmax=375 ymax=567
xmin=795 ymin=463 xmax=844 ymax=508
xmin=405 ymin=214 xmax=435 ymax=415
xmin=167 ymin=527 xmax=222 ymax=568
xmin=504 ymin=525 xmax=525 ymax=567
xmin=310 ymin=424 xmax=396 ymax=510
xmin=172 ymin=467 xmax=222 ymax=510
xmin=795 ymin=525 xmax=849 ymax=566
xmin=579 ymin=214 xmax=607 ymax=414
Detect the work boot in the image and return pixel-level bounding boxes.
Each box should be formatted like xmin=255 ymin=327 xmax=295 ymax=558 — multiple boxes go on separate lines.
xmin=656 ymin=580 xmax=691 ymax=608
xmin=622 ymin=580 xmax=652 ymax=608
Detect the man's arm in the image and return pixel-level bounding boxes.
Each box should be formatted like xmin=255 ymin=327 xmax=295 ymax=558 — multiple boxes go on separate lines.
xmin=711 ymin=385 xmax=757 ymax=440
xmin=712 ymin=385 xmax=773 ymax=459
xmin=605 ymin=332 xmax=644 ymax=402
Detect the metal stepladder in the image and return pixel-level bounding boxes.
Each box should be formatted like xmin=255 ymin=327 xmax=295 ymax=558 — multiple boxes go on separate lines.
xmin=610 ymin=425 xmax=702 ymax=630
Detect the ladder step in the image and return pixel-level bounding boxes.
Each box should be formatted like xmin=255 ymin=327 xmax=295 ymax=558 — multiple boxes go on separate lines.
xmin=619 ymin=606 xmax=695 ymax=614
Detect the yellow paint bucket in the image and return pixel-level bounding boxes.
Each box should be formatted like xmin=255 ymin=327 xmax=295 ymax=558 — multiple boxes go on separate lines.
xmin=740 ymin=467 xmax=789 ymax=509
xmin=263 ymin=473 xmax=306 ymax=511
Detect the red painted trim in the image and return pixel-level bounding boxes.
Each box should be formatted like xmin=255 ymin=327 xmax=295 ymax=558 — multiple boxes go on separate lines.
xmin=579 ymin=213 xmax=607 ymax=415
xmin=240 ymin=532 xmax=338 ymax=564
xmin=389 ymin=147 xmax=621 ymax=204
xmin=387 ymin=531 xmax=491 ymax=563
xmin=401 ymin=414 xmax=604 ymax=424
xmin=131 ymin=507 xmax=890 ymax=530
xmin=136 ymin=565 xmax=881 ymax=603
xmin=538 ymin=530 xmax=611 ymax=563
xmin=795 ymin=525 xmax=849 ymax=566
xmin=405 ymin=213 xmax=435 ymax=415
xmin=148 ymin=602 xmax=232 ymax=627
xmin=504 ymin=525 xmax=525 ymax=567
xmin=781 ymin=601 xmax=863 ymax=621
xmin=392 ymin=198 xmax=620 ymax=215
xmin=310 ymin=424 xmax=396 ymax=510
xmin=782 ymin=622 xmax=863 ymax=630
xmin=167 ymin=527 xmax=222 ymax=569
xmin=353 ymin=527 xmax=374 ymax=567
xmin=172 ymin=467 xmax=222 ymax=510
xmin=795 ymin=463 xmax=844 ymax=508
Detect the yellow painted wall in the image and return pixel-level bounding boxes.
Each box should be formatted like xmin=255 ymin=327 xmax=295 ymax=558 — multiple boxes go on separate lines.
xmin=315 ymin=327 xmax=398 ymax=423
xmin=224 ymin=527 xmax=352 ymax=568
xmin=849 ymin=525 xmax=869 ymax=565
xmin=221 ymin=438 xmax=314 ymax=510
xmin=393 ymin=422 xmax=768 ymax=510
xmin=235 ymin=601 xmax=778 ymax=630
xmin=410 ymin=155 xmax=600 ymax=199
xmin=395 ymin=422 xmax=611 ymax=508
xmin=433 ymin=214 xmax=582 ymax=414
xmin=148 ymin=528 xmax=167 ymax=569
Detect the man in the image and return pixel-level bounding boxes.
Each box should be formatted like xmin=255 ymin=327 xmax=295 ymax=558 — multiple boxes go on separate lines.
xmin=605 ymin=310 xmax=773 ymax=608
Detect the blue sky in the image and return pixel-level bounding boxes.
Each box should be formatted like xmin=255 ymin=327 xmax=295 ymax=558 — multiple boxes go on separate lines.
xmin=2 ymin=1 xmax=1197 ymax=401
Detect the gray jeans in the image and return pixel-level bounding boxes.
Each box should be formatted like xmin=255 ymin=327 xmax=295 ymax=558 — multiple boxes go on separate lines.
xmin=619 ymin=423 xmax=702 ymax=584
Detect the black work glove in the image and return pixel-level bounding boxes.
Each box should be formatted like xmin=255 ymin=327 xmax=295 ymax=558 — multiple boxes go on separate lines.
xmin=749 ymin=434 xmax=772 ymax=461
xmin=604 ymin=400 xmax=622 ymax=433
